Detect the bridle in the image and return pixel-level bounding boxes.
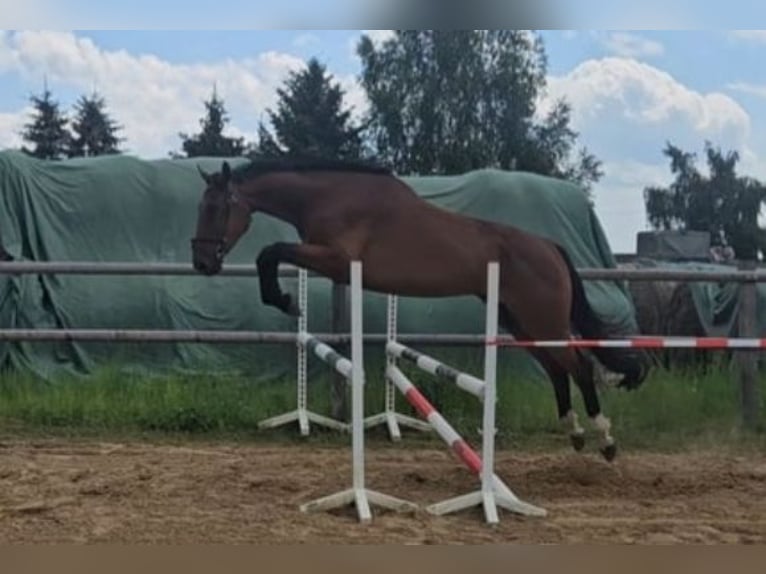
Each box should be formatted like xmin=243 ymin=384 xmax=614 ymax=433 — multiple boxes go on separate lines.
xmin=190 ymin=236 xmax=227 ymax=263
xmin=191 ymin=184 xmax=243 ymax=263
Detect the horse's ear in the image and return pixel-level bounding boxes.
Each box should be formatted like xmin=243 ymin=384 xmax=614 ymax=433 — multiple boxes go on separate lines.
xmin=221 ymin=161 xmax=231 ymax=183
xmin=197 ymin=164 xmax=212 ymax=185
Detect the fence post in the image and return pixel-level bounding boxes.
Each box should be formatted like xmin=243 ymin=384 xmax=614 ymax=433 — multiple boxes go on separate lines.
xmin=737 ymin=260 xmax=760 ymax=429
xmin=331 ymin=282 xmax=350 ymax=421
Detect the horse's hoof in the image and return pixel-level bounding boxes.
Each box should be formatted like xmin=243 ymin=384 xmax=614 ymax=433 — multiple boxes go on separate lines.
xmin=285 ymin=302 xmax=302 ymax=317
xmin=280 ymin=295 xmax=302 ymax=317
xmin=570 ymin=433 xmax=586 ymax=452
xmin=600 ymin=443 xmax=618 ymax=462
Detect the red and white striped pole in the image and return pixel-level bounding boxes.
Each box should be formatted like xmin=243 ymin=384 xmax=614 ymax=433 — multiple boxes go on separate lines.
xmin=387 ymin=365 xmax=482 ymax=472
xmin=488 ymin=336 xmax=766 ymax=349
xmin=387 ymin=262 xmax=546 ymax=522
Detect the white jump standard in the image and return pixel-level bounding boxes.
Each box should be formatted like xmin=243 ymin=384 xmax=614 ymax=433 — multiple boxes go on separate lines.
xmin=386 ymin=262 xmax=547 ymax=523
xmin=258 ymin=269 xmax=349 ymax=436
xmin=299 ymin=262 xmax=418 ymax=523
xmin=363 ymin=295 xmax=433 ymax=440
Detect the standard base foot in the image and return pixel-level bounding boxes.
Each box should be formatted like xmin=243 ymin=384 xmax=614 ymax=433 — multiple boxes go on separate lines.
xmin=258 ymin=409 xmax=349 ymax=436
xmin=426 ymin=474 xmax=547 ymax=524
xmin=364 ymin=411 xmax=432 ymax=442
xmin=300 ymin=488 xmax=418 ymax=523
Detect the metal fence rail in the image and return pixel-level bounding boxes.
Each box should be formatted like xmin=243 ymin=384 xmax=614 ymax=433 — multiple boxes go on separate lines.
xmin=0 ymin=261 xmax=296 ymax=277
xmin=0 ymin=329 xmax=485 ymax=346
xmin=2 ymin=260 xmax=765 ymax=282
xmin=0 ymin=259 xmax=762 ymax=427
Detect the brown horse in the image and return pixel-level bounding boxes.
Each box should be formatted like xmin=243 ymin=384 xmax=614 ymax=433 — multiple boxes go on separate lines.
xmin=191 ymin=158 xmax=650 ymax=461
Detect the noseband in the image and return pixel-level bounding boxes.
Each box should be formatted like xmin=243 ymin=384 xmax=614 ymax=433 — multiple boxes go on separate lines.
xmin=190 ymin=237 xmax=227 ymax=262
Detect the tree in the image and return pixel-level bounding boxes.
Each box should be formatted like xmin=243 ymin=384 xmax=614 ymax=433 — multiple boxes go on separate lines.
xmin=176 ymin=87 xmax=245 ymax=158
xmin=253 ymin=58 xmax=364 ymax=160
xmin=251 ymin=122 xmax=284 ymax=158
xmin=69 ymin=91 xmax=124 ymax=157
xmin=20 ymin=87 xmax=70 ymax=160
xmin=644 ymin=142 xmax=766 ymax=261
xmin=357 ymin=30 xmax=601 ymax=189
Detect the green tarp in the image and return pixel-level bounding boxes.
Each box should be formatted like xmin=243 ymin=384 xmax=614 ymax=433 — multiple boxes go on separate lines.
xmin=0 ymin=150 xmax=638 ymax=379
xmin=630 ymin=259 xmax=762 ymax=338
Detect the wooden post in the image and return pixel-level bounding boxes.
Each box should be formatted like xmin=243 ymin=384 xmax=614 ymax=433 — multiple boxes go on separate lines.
xmin=737 ymin=260 xmax=760 ymax=429
xmin=331 ymin=282 xmax=350 ymax=421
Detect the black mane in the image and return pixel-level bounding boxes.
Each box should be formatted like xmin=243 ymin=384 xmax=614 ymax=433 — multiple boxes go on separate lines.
xmin=231 ymin=156 xmax=392 ymax=182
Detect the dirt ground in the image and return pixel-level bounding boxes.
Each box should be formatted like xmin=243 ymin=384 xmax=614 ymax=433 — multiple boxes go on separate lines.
xmin=0 ymin=438 xmax=764 ymax=544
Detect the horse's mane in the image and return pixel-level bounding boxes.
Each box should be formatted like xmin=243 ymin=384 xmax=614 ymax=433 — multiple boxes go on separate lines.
xmin=231 ymin=155 xmax=392 ymax=182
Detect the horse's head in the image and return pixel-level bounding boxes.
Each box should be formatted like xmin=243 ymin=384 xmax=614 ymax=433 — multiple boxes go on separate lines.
xmin=191 ymin=161 xmax=251 ymax=276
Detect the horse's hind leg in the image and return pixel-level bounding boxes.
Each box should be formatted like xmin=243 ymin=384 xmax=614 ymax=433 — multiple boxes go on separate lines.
xmin=530 ymin=349 xmax=586 ymax=452
xmin=569 ymin=350 xmax=617 ymax=461
xmin=536 ymin=347 xmax=616 ymax=461
xmin=497 ymin=305 xmax=585 ymax=452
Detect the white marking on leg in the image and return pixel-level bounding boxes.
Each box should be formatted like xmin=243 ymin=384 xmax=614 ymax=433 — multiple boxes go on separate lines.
xmin=592 ymin=413 xmax=613 ymax=447
xmin=561 ymin=410 xmax=584 ymax=437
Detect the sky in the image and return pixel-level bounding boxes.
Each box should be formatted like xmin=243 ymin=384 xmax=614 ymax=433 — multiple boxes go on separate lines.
xmin=2 ymin=29 xmax=766 ymax=253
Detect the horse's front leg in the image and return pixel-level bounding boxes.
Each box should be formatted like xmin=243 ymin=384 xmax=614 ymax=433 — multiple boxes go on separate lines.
xmin=256 ymin=242 xmax=351 ymax=316
xmin=256 ymin=242 xmax=301 ymax=316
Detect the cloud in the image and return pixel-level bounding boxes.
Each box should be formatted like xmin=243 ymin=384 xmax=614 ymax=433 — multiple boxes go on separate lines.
xmin=600 ymin=32 xmax=664 ymax=58
xmin=541 ymin=57 xmax=750 ymax=147
xmin=592 ymin=159 xmax=673 ymax=253
xmin=539 ymin=57 xmax=753 ymax=252
xmin=0 ymin=31 xmax=307 ymax=158
xmin=0 ymin=107 xmax=29 ymax=150
xmin=727 ymin=82 xmax=766 ymax=99
xmin=336 ymin=73 xmax=369 ymax=122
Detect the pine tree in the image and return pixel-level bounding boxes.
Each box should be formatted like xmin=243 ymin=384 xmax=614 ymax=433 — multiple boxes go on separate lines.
xmin=253 ymin=58 xmax=363 ymax=160
xmin=20 ymin=87 xmax=70 ymax=160
xmin=176 ymin=87 xmax=245 ymax=158
xmin=251 ymin=122 xmax=284 ymax=158
xmin=69 ymin=92 xmax=123 ymax=157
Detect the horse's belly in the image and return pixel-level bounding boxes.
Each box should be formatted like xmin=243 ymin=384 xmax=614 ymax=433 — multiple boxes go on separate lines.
xmin=361 ymin=257 xmax=481 ymax=298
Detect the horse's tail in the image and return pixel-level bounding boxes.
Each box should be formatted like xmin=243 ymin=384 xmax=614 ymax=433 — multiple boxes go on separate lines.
xmin=555 ymin=245 xmax=650 ymax=390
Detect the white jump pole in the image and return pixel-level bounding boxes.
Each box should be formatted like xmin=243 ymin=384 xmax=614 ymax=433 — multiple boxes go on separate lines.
xmin=363 ymin=294 xmax=432 ymax=440
xmin=300 ymin=261 xmax=418 ymax=523
xmin=258 ymin=269 xmax=349 ymax=436
xmin=386 ymin=262 xmax=546 ymax=523
xmin=426 ymin=263 xmax=546 ymax=522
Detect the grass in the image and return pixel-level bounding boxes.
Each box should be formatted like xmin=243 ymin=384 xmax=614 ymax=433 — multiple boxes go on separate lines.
xmin=0 ymin=356 xmax=764 ymax=453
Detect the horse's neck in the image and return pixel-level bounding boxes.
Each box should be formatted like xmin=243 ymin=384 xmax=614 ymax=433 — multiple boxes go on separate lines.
xmin=241 ymin=178 xmax=308 ymax=231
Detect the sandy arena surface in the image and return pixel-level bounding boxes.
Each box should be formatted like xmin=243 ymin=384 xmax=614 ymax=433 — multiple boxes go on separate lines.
xmin=0 ymin=438 xmax=764 ymax=544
